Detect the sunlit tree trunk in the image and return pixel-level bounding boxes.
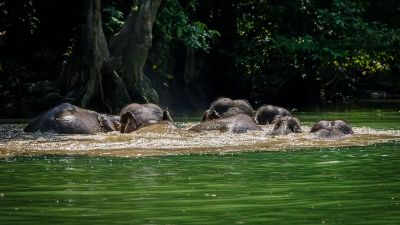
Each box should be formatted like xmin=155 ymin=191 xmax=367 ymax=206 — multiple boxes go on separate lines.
xmin=110 ymin=0 xmax=162 ymax=103
xmin=57 ymin=0 xmax=130 ymax=113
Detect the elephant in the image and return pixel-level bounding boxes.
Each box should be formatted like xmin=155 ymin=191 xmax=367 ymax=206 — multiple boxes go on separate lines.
xmin=202 ymin=109 xmax=210 ymax=122
xmin=23 ymin=103 xmax=120 ymax=134
xmin=255 ymin=105 xmax=291 ymax=125
xmin=202 ymin=97 xmax=255 ymax=121
xmin=189 ymin=113 xmax=262 ymax=133
xmin=120 ymin=103 xmax=174 ymax=133
xmin=310 ymin=120 xmax=354 ymax=139
xmin=269 ymin=116 xmax=302 ymax=136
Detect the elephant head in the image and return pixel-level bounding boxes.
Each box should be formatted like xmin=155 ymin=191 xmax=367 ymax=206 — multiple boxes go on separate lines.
xmin=270 ymin=116 xmax=302 ymax=135
xmin=203 ymin=98 xmax=255 ymax=121
xmin=120 ymin=103 xmax=173 ymax=133
xmin=310 ymin=120 xmax=354 ymax=139
xmin=97 ymin=114 xmax=121 ymax=132
xmin=255 ymin=105 xmax=291 ymax=125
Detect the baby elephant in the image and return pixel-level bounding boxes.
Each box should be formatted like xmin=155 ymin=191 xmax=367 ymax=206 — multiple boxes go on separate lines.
xmin=190 ymin=114 xmax=262 ymax=133
xmin=310 ymin=120 xmax=354 ymax=139
xmin=255 ymin=105 xmax=291 ymax=125
xmin=24 ymin=103 xmax=120 ymax=134
xmin=202 ymin=97 xmax=255 ymax=121
xmin=120 ymin=103 xmax=173 ymax=133
xmin=269 ymin=116 xmax=302 ymax=136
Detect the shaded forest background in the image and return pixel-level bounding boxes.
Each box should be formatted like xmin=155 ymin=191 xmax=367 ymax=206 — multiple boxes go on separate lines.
xmin=1 ymin=0 xmax=400 ymax=118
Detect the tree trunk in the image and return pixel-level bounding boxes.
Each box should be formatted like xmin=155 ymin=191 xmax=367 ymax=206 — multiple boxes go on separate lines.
xmin=57 ymin=0 xmax=130 ymax=113
xmin=110 ymin=0 xmax=162 ymax=103
xmin=183 ymin=46 xmax=205 ymax=88
xmin=183 ymin=47 xmax=196 ymax=88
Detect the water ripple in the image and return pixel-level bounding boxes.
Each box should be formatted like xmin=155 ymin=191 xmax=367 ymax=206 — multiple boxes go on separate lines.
xmin=0 ymin=124 xmax=399 ymax=157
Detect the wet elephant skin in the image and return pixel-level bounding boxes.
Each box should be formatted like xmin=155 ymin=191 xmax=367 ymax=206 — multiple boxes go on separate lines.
xmin=24 ymin=103 xmax=120 ymax=134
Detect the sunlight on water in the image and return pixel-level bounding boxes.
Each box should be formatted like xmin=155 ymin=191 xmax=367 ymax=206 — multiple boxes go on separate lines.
xmin=1 ymin=111 xmax=400 ymax=225
xmin=0 ymin=122 xmax=399 ymax=158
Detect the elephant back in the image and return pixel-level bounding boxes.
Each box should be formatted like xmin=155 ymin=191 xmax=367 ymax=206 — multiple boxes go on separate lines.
xmin=207 ymin=98 xmax=254 ymax=119
xmin=208 ymin=98 xmax=234 ymax=117
xmin=120 ymin=103 xmax=164 ymax=128
xmin=255 ymin=105 xmax=291 ymax=125
xmin=24 ymin=103 xmax=104 ymax=134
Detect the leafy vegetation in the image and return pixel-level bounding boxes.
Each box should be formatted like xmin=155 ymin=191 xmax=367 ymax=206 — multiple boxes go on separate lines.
xmin=155 ymin=0 xmax=220 ymax=51
xmin=102 ymin=3 xmax=124 ymax=38
xmin=234 ymin=0 xmax=400 ymax=103
xmin=0 ymin=0 xmax=399 ymax=117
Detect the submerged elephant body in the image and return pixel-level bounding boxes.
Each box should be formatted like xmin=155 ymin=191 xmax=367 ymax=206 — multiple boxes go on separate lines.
xmin=136 ymin=121 xmax=179 ymax=134
xmin=23 ymin=99 xmax=353 ymax=142
xmin=120 ymin=103 xmax=173 ymax=133
xmin=24 ymin=103 xmax=120 ymax=134
xmin=189 ymin=114 xmax=262 ymax=133
xmin=255 ymin=105 xmax=291 ymax=125
xmin=310 ymin=120 xmax=354 ymax=139
xmin=203 ymin=98 xmax=255 ymax=121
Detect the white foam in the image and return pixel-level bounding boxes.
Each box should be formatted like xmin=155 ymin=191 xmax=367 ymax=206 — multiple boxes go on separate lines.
xmin=0 ymin=123 xmax=399 ymax=157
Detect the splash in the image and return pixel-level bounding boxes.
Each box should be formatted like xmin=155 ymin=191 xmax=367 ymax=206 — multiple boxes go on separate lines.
xmin=0 ymin=123 xmax=399 ymax=158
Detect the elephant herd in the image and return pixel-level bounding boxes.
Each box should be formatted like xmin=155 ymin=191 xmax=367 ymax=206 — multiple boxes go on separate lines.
xmin=24 ymin=98 xmax=354 ymax=139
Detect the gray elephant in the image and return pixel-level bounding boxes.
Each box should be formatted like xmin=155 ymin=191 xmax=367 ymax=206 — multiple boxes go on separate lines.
xmin=189 ymin=114 xmax=262 ymax=133
xmin=310 ymin=120 xmax=354 ymax=139
xmin=201 ymin=109 xmax=211 ymax=122
xmin=269 ymin=116 xmax=302 ymax=136
xmin=120 ymin=103 xmax=174 ymax=133
xmin=24 ymin=103 xmax=120 ymax=134
xmin=202 ymin=97 xmax=255 ymax=121
xmin=255 ymin=105 xmax=291 ymax=125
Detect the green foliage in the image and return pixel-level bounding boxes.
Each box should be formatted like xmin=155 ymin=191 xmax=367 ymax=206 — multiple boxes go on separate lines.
xmin=149 ymin=0 xmax=220 ymax=83
xmin=234 ymin=0 xmax=400 ymax=101
xmin=154 ymin=0 xmax=220 ymax=51
xmin=102 ymin=3 xmax=124 ymax=37
xmin=1 ymin=0 xmax=400 ymax=110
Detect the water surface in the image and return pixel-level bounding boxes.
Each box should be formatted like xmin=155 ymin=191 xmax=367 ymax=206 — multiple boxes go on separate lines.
xmin=1 ymin=144 xmax=400 ymax=224
xmin=0 ymin=110 xmax=399 ymax=224
xmin=1 ymin=110 xmax=400 ymax=157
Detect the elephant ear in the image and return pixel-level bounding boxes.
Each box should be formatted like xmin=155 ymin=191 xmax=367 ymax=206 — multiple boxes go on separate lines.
xmin=202 ymin=110 xmax=210 ymax=122
xmin=208 ymin=110 xmax=222 ymax=120
xmin=162 ymin=110 xmax=173 ymax=122
xmin=271 ymin=115 xmax=284 ymax=124
xmin=120 ymin=112 xmax=138 ymax=133
xmin=273 ymin=117 xmax=284 ymax=130
xmin=291 ymin=119 xmax=302 ymax=133
xmin=253 ymin=111 xmax=258 ymax=123
xmin=98 ymin=115 xmax=107 ymax=127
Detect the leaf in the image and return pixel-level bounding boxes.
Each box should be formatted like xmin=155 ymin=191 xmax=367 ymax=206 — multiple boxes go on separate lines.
xmin=177 ymin=27 xmax=182 ymax=38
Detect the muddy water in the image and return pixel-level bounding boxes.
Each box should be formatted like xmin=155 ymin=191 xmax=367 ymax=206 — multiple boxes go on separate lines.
xmin=0 ymin=121 xmax=399 ymax=158
xmin=1 ymin=110 xmax=400 ymax=225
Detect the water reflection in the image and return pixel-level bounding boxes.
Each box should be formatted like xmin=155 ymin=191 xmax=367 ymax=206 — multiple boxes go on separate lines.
xmin=0 ymin=123 xmax=399 ymax=158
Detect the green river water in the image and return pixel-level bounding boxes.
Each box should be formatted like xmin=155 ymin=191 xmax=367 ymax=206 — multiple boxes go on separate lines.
xmin=0 ymin=110 xmax=399 ymax=224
